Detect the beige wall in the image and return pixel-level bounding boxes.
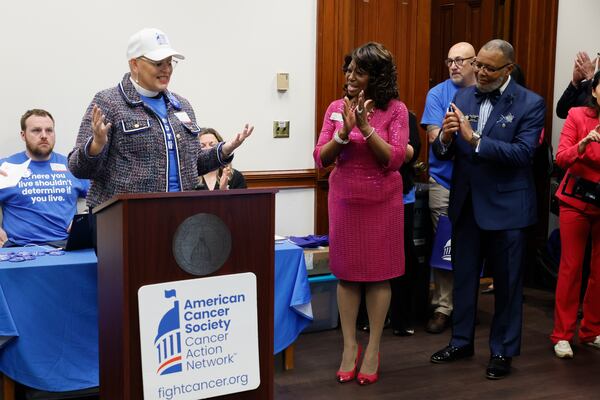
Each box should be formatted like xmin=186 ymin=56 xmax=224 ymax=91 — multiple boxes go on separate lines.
xmin=552 ymin=0 xmax=600 ymax=149
xmin=0 ymin=0 xmax=317 ymax=236
xmin=549 ymin=0 xmax=600 ymax=233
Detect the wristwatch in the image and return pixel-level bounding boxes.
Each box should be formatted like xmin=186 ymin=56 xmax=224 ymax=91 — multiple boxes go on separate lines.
xmin=470 ymin=131 xmax=481 ymax=148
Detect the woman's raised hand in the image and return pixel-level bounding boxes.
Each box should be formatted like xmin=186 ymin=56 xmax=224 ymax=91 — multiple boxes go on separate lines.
xmin=342 ymin=96 xmax=357 ymax=135
xmin=89 ymin=104 xmax=112 ymax=156
xmin=221 ymin=124 xmax=254 ymax=157
xmin=355 ymin=90 xmax=373 ymax=132
xmin=578 ymin=125 xmax=600 ymax=154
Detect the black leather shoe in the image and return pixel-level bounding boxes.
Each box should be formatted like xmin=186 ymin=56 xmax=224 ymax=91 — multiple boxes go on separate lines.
xmin=485 ymin=355 xmax=512 ymax=379
xmin=392 ymin=328 xmax=415 ymax=336
xmin=430 ymin=345 xmax=474 ymax=363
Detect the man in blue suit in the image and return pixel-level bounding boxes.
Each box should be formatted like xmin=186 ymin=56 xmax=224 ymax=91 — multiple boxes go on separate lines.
xmin=429 ymin=39 xmax=545 ymax=379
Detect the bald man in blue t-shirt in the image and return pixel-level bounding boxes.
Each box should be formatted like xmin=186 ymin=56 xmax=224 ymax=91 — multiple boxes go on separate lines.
xmin=421 ymin=42 xmax=476 ymax=334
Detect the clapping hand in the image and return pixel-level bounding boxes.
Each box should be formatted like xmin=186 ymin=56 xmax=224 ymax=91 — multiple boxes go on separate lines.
xmin=573 ymin=52 xmax=595 ymax=85
xmin=341 ymin=97 xmax=357 ymax=136
xmin=219 ymin=165 xmax=232 ymax=190
xmin=441 ymin=103 xmax=475 ymax=144
xmin=221 ymin=124 xmax=254 ymax=157
xmin=355 ymin=91 xmax=374 ymax=133
xmin=578 ymin=125 xmax=600 ymax=154
xmin=342 ymin=90 xmax=373 ymax=138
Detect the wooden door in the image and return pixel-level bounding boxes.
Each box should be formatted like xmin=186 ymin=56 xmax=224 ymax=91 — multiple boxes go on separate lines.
xmin=429 ymin=0 xmax=514 ymax=88
xmin=315 ymin=0 xmax=431 ymax=234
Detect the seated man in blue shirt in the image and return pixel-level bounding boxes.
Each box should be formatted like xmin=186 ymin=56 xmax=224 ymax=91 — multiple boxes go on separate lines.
xmin=0 ymin=109 xmax=89 ymax=247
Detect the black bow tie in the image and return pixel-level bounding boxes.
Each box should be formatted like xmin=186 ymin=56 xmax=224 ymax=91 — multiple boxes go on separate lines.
xmin=475 ymin=89 xmax=501 ymax=105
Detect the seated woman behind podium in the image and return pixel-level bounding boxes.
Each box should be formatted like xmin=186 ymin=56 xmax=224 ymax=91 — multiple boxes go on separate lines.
xmin=195 ymin=128 xmax=247 ymax=190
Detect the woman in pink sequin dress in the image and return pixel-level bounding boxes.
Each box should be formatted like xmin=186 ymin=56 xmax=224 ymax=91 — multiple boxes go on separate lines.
xmin=313 ymin=42 xmax=409 ymax=385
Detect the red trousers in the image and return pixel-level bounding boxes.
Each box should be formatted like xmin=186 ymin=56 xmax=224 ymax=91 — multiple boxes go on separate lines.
xmin=551 ymin=203 xmax=600 ymax=343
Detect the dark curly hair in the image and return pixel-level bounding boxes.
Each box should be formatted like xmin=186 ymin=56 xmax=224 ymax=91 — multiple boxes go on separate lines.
xmin=344 ymin=42 xmax=399 ymax=110
xmin=587 ymin=70 xmax=600 ymax=117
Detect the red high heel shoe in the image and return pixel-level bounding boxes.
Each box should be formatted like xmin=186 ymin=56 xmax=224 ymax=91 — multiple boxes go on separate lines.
xmin=357 ymin=352 xmax=380 ymax=385
xmin=336 ymin=344 xmax=362 ymax=383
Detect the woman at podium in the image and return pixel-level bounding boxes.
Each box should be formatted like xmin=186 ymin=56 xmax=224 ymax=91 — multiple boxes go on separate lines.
xmin=313 ymin=42 xmax=409 ymax=386
xmin=68 ymin=28 xmax=253 ymax=208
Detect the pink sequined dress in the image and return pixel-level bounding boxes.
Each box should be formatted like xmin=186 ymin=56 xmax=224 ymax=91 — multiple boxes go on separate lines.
xmin=314 ymin=98 xmax=409 ymax=282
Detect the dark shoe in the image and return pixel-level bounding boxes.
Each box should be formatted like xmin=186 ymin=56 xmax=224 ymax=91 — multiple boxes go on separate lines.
xmin=358 ymin=317 xmax=391 ymax=333
xmin=485 ymin=355 xmax=512 ymax=380
xmin=426 ymin=312 xmax=450 ymax=334
xmin=393 ymin=328 xmax=415 ymax=336
xmin=430 ymin=345 xmax=474 ymax=363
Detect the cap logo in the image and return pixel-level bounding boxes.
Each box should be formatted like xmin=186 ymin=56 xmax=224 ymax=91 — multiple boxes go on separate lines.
xmin=155 ymin=33 xmax=168 ymax=45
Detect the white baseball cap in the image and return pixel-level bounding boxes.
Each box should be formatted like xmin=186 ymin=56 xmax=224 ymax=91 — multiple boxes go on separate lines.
xmin=126 ymin=28 xmax=185 ymax=61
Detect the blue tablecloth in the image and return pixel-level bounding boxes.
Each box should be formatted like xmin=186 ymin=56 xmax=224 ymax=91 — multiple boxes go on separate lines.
xmin=274 ymin=241 xmax=313 ymax=354
xmin=0 ymin=247 xmax=98 ymax=392
xmin=0 ymin=243 xmax=312 ymax=391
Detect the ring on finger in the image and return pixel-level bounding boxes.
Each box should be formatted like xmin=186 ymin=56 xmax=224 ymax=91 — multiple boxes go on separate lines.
xmin=356 ymin=107 xmax=364 ymax=114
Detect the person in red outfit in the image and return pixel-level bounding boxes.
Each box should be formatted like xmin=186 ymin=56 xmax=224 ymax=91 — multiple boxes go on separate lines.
xmin=313 ymin=42 xmax=409 ymax=385
xmin=551 ymin=70 xmax=600 ymax=359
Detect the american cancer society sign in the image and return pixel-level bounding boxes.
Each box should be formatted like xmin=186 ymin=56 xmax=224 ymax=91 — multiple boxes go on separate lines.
xmin=138 ymin=272 xmax=260 ymax=400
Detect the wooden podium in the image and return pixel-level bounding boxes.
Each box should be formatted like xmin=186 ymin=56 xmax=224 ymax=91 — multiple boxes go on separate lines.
xmin=93 ymin=189 xmax=276 ymax=400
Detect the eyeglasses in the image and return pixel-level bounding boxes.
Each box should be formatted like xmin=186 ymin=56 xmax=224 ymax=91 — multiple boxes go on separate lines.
xmin=444 ymin=56 xmax=475 ymax=67
xmin=138 ymin=56 xmax=178 ymax=69
xmin=471 ymin=60 xmax=512 ymax=73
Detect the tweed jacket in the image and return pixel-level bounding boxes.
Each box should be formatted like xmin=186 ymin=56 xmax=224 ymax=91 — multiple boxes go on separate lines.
xmin=69 ymin=73 xmax=230 ymax=208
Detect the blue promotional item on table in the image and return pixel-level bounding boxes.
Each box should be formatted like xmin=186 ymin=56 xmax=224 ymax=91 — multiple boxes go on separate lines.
xmin=288 ymin=235 xmax=329 ymax=248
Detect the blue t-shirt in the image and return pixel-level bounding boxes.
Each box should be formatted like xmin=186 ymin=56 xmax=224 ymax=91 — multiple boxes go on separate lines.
xmin=140 ymin=94 xmax=181 ymax=192
xmin=0 ymin=152 xmax=89 ymax=245
xmin=421 ymin=79 xmax=459 ymax=190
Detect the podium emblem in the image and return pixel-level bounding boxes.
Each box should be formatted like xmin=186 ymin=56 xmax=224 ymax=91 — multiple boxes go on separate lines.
xmin=172 ymin=213 xmax=232 ymax=276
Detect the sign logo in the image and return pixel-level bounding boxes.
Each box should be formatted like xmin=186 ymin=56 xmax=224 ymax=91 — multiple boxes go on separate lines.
xmin=442 ymin=239 xmax=452 ymax=262
xmin=138 ymin=274 xmax=260 ymax=400
xmin=155 ymin=289 xmax=183 ymax=375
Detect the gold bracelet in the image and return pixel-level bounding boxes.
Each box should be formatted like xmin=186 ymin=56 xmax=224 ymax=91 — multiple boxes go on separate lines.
xmin=364 ymin=127 xmax=375 ymax=140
